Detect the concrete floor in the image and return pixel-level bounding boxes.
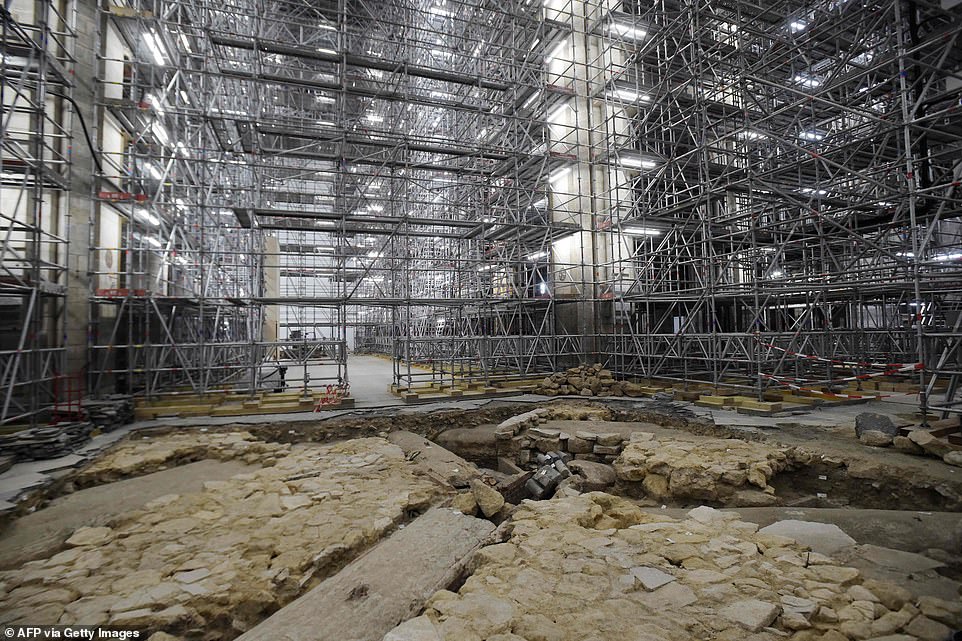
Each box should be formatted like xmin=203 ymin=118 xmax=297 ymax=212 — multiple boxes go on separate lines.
xmin=279 ymin=354 xmax=398 ymax=408
xmin=345 ymin=355 xmax=401 ymax=407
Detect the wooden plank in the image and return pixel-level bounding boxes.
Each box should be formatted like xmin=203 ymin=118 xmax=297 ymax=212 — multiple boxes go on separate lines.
xmin=235 ymin=508 xmax=495 ymax=641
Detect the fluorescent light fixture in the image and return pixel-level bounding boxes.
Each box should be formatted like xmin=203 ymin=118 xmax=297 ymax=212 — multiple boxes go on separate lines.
xmin=538 ymin=282 xmax=549 ymax=295
xmin=176 ymin=142 xmax=188 ymax=157
xmin=430 ymin=6 xmax=453 ymax=16
xmin=478 ymin=264 xmax=498 ymax=272
xmin=547 ymin=102 xmax=570 ymax=122
xmin=622 ymin=226 xmax=662 ymax=236
xmin=521 ymin=90 xmax=542 ymax=109
xmin=770 ymin=269 xmax=784 ymax=277
xmin=146 ymin=93 xmax=165 ymax=116
xmin=143 ymin=30 xmax=168 ymax=66
xmin=526 ymin=250 xmax=548 ymax=260
xmin=545 ymin=39 xmax=569 ymax=62
xmin=549 ymin=166 xmax=571 ymax=183
xmin=368 ymin=205 xmax=384 ymax=212
xmin=365 ymin=114 xmax=384 ymax=123
xmin=618 ymin=154 xmax=657 ymax=170
xmin=738 ymin=129 xmax=768 ymax=140
xmin=178 ymin=32 xmax=192 ymax=53
xmin=317 ymin=23 xmax=337 ymax=31
xmin=609 ymin=88 xmax=651 ymax=103
xmin=477 ymin=128 xmax=488 ymax=140
xmin=793 ymin=74 xmax=821 ymax=88
xmin=145 ymin=163 xmax=163 ymax=180
xmin=789 ymin=20 xmax=807 ymax=32
xmin=152 ymin=122 xmax=170 ymax=146
xmin=145 ymin=236 xmax=162 ymax=248
xmin=179 ymin=90 xmax=189 ymax=104
xmin=316 ymin=48 xmax=338 ymax=56
xmin=800 ymin=187 xmax=827 ymax=196
xmin=135 ymin=208 xmax=160 ymax=227
xmin=316 ymin=94 xmax=336 ymax=103
xmin=367 ymin=251 xmax=382 ymax=258
xmin=934 ymin=252 xmax=962 ymax=262
xmin=798 ymin=130 xmax=824 ymax=141
xmin=607 ymin=21 xmax=647 ymax=41
xmin=431 ymin=49 xmax=451 ymax=57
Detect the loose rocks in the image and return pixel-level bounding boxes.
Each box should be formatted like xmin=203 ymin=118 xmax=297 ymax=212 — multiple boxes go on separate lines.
xmin=382 ymin=494 xmax=955 ymax=640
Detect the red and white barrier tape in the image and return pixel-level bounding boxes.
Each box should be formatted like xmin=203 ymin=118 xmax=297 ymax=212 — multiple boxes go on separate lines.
xmin=753 ymin=334 xmax=922 ymax=372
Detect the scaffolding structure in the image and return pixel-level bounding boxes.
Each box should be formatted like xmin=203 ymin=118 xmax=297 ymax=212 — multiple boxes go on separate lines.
xmin=1 ymin=0 xmax=76 ymax=425
xmin=587 ymin=0 xmax=962 ymax=415
xmin=88 ymin=0 xmax=590 ymax=398
xmin=80 ymin=0 xmax=961 ymax=412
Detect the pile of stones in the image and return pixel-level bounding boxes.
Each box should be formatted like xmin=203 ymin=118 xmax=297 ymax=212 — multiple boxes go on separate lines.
xmin=0 ymin=421 xmax=93 ymax=461
xmin=855 ymin=411 xmax=962 ymax=467
xmin=497 ymin=421 xmax=628 ymax=466
xmin=384 ymin=494 xmax=962 ymax=641
xmin=83 ymin=396 xmax=134 ymax=432
xmin=536 ymin=364 xmax=618 ymax=397
xmin=493 ymin=408 xmax=550 ymax=438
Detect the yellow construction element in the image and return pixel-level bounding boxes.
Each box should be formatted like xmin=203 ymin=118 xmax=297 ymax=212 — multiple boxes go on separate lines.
xmin=135 ymin=390 xmax=353 ymax=419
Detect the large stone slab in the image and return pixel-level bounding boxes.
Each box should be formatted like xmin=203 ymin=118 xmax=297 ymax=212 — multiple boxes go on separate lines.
xmin=758 ymin=520 xmax=856 ymax=555
xmin=235 ymin=508 xmax=495 ymax=641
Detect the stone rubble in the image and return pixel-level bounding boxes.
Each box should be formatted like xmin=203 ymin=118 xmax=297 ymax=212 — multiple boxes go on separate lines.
xmin=494 ymin=409 xmax=551 ymax=440
xmin=0 ymin=437 xmax=446 ymax=638
xmin=613 ymin=433 xmax=791 ymax=504
xmin=73 ymin=431 xmax=291 ymax=487
xmin=534 ymin=364 xmax=659 ymax=398
xmin=382 ymin=493 xmax=962 ymax=641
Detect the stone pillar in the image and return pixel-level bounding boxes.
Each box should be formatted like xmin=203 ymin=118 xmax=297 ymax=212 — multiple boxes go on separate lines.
xmin=64 ymin=0 xmax=99 ymax=381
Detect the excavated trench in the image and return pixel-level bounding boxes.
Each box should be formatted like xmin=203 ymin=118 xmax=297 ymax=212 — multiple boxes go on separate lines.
xmin=3 ymin=400 xmax=962 ymax=639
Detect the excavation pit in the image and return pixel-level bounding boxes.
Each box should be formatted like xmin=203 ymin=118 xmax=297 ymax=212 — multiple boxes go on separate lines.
xmin=1 ymin=401 xmax=961 ymax=640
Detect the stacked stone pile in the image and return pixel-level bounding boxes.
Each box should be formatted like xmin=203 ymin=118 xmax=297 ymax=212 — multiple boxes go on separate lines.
xmin=535 ymin=364 xmax=647 ymax=397
xmin=384 ymin=493 xmax=962 ymax=641
xmin=500 ymin=424 xmax=629 ymax=467
xmin=0 ymin=421 xmax=94 ymax=461
xmin=493 ymin=408 xmax=550 ymax=440
xmin=83 ymin=396 xmax=134 ymax=432
xmin=0 ymin=437 xmax=446 ymax=637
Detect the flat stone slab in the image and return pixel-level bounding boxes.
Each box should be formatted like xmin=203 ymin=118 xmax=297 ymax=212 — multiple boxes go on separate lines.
xmin=853 ymin=544 xmax=945 ymax=573
xmin=719 ymin=599 xmax=781 ymax=632
xmin=758 ymin=519 xmax=856 ymax=556
xmin=630 ymin=566 xmax=676 ymax=591
xmin=0 ymin=471 xmax=49 ymax=502
xmin=235 ymin=507 xmax=495 ymax=641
